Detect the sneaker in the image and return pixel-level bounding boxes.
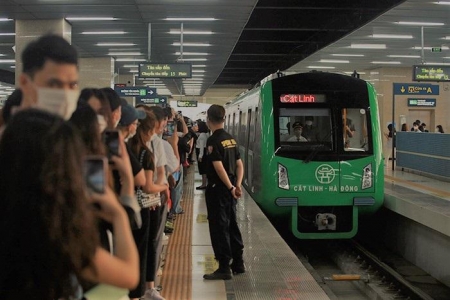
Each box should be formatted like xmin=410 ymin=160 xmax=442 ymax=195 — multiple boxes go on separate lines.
xmin=203 ymin=268 xmax=232 ymax=280
xmin=141 ymin=288 xmax=165 ymax=300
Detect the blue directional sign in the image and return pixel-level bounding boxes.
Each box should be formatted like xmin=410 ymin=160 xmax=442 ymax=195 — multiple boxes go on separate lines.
xmin=136 ymin=96 xmax=168 ymax=106
xmin=393 ymin=83 xmax=439 ymax=95
xmin=114 ymin=86 xmax=156 ymax=98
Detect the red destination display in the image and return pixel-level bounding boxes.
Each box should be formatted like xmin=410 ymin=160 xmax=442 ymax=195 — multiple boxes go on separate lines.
xmin=280 ymin=94 xmax=326 ymax=103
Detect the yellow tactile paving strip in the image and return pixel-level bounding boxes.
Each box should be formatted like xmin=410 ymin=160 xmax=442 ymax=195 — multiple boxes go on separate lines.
xmin=160 ymin=168 xmax=194 ymax=300
xmin=385 ymin=174 xmax=450 ymax=198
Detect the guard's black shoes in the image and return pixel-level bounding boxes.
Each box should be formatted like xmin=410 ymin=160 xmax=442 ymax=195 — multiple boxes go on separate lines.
xmin=203 ymin=268 xmax=232 ymax=280
xmin=230 ymin=262 xmax=246 ymax=274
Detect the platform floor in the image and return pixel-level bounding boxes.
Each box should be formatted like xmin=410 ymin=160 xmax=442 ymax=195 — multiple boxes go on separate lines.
xmin=383 ymin=165 xmax=450 ymax=237
xmin=188 ymin=171 xmax=330 ymax=300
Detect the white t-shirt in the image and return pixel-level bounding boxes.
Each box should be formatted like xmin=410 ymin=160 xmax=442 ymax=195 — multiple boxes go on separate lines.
xmin=287 ymin=135 xmax=307 ymax=142
xmin=162 ymin=139 xmax=180 ymax=174
xmin=196 ymin=132 xmax=209 ymax=158
xmin=147 ymin=134 xmax=167 ymax=183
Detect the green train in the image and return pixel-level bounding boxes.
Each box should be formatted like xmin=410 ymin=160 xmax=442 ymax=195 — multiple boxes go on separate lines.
xmin=225 ymin=72 xmax=384 ymax=239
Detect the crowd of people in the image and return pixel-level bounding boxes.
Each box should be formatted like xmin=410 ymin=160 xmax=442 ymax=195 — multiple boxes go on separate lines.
xmin=0 ymin=34 xmax=245 ymax=300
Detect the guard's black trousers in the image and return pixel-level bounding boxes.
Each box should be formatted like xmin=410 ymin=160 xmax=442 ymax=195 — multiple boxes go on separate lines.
xmin=205 ymin=183 xmax=244 ymax=266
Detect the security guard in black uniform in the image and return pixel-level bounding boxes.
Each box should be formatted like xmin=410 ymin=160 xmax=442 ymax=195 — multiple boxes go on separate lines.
xmin=203 ymin=104 xmax=245 ymax=280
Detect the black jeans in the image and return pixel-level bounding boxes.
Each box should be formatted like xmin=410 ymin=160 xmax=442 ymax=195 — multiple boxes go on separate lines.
xmin=205 ymin=183 xmax=244 ymax=266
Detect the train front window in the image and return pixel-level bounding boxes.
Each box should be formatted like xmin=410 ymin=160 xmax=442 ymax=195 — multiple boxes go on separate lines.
xmin=342 ymin=108 xmax=369 ymax=152
xmin=278 ymin=108 xmax=333 ymax=151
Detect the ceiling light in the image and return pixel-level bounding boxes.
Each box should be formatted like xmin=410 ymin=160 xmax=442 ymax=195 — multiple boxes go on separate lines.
xmin=443 ymin=36 xmax=450 ymax=40
xmin=413 ymin=46 xmax=449 ymax=50
xmin=97 ymin=43 xmax=136 ymax=46
xmin=10 ymin=66 xmax=15 ymax=69
xmin=0 ymin=18 xmax=12 ymax=22
xmin=123 ymin=64 xmax=140 ymax=68
xmin=129 ymin=70 xmax=139 ymax=73
xmin=319 ymin=59 xmax=349 ymax=63
xmin=66 ymin=17 xmax=118 ymax=21
xmin=192 ymin=65 xmax=207 ymax=67
xmin=350 ymin=44 xmax=386 ymax=49
xmin=0 ymin=33 xmax=15 ymax=36
xmin=371 ymin=34 xmax=413 ymax=39
xmin=371 ymin=61 xmax=401 ymax=64
xmin=388 ymin=55 xmax=421 ymax=58
xmin=175 ymin=52 xmax=209 ymax=56
xmin=192 ymin=74 xmax=205 ymax=77
xmin=307 ymin=66 xmax=335 ymax=69
xmin=180 ymin=58 xmax=207 ymax=61
xmin=396 ymin=21 xmax=444 ymax=26
xmin=172 ymin=42 xmax=211 ymax=47
xmin=169 ymin=30 xmax=213 ymax=35
xmin=164 ymin=18 xmax=217 ymax=21
xmin=344 ymin=71 xmax=366 ymax=75
xmin=116 ymin=58 xmax=147 ymax=62
xmin=0 ymin=59 xmax=15 ymax=63
xmin=331 ymin=54 xmax=364 ymax=57
xmin=81 ymin=31 xmax=126 ymax=35
xmin=434 ymin=1 xmax=450 ymax=4
xmin=192 ymin=70 xmax=206 ymax=73
xmin=424 ymin=62 xmax=450 ymax=66
xmin=108 ymin=52 xmax=143 ymax=56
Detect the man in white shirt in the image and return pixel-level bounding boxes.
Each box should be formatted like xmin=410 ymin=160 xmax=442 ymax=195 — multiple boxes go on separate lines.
xmin=287 ymin=122 xmax=307 ymax=142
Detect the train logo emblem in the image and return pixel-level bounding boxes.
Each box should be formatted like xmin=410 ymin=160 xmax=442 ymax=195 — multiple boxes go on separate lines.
xmin=315 ymin=164 xmax=336 ymax=184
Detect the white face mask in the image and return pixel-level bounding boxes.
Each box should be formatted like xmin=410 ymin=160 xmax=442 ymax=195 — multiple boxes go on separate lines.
xmin=97 ymin=115 xmax=108 ymax=133
xmin=305 ymin=121 xmax=313 ymax=126
xmin=35 ymin=88 xmax=79 ymax=120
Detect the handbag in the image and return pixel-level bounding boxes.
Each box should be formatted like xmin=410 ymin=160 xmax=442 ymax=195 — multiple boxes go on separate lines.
xmin=136 ymin=149 xmax=161 ymax=208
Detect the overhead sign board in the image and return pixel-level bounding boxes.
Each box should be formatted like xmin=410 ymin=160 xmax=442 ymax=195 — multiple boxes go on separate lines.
xmin=177 ymin=100 xmax=198 ymax=107
xmin=114 ymin=86 xmax=156 ymax=97
xmin=407 ymin=98 xmax=436 ymax=107
xmin=136 ymin=96 xmax=168 ymax=106
xmin=393 ymin=83 xmax=439 ymax=95
xmin=431 ymin=47 xmax=442 ymax=52
xmin=413 ymin=65 xmax=450 ymax=82
xmin=138 ymin=63 xmax=192 ymax=78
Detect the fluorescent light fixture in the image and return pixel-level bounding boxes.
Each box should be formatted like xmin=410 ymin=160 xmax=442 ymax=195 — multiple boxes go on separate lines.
xmin=344 ymin=71 xmax=366 ymax=75
xmin=425 ymin=62 xmax=450 ymax=65
xmin=307 ymin=66 xmax=335 ymax=69
xmin=443 ymin=36 xmax=450 ymax=40
xmin=129 ymin=70 xmax=139 ymax=73
xmin=413 ymin=46 xmax=449 ymax=50
xmin=172 ymin=42 xmax=211 ymax=47
xmin=371 ymin=61 xmax=401 ymax=64
xmin=0 ymin=33 xmax=15 ymax=36
xmin=108 ymin=52 xmax=143 ymax=56
xmin=115 ymin=58 xmax=147 ymax=62
xmin=180 ymin=58 xmax=207 ymax=61
xmin=434 ymin=1 xmax=450 ymax=4
xmin=0 ymin=54 xmax=4 ymax=57
xmin=192 ymin=65 xmax=207 ymax=67
xmin=0 ymin=18 xmax=12 ymax=22
xmin=169 ymin=30 xmax=213 ymax=35
xmin=351 ymin=44 xmax=386 ymax=49
xmin=319 ymin=59 xmax=349 ymax=63
xmin=371 ymin=34 xmax=413 ymax=39
xmin=66 ymin=17 xmax=117 ymax=21
xmin=81 ymin=31 xmax=126 ymax=35
xmin=164 ymin=18 xmax=217 ymax=21
xmin=0 ymin=59 xmax=15 ymax=63
xmin=192 ymin=74 xmax=205 ymax=77
xmin=123 ymin=64 xmax=140 ymax=68
xmin=97 ymin=43 xmax=136 ymax=46
xmin=331 ymin=54 xmax=364 ymax=57
xmin=10 ymin=66 xmax=15 ymax=69
xmin=388 ymin=55 xmax=421 ymax=58
xmin=175 ymin=52 xmax=209 ymax=56
xmin=396 ymin=21 xmax=444 ymax=26
xmin=192 ymin=70 xmax=206 ymax=73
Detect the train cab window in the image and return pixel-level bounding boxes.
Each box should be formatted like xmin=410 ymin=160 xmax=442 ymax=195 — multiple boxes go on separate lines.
xmin=342 ymin=108 xmax=369 ymax=152
xmin=278 ymin=108 xmax=332 ymax=151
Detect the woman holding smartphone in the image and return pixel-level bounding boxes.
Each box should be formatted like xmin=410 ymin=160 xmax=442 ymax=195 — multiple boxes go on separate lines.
xmin=128 ymin=110 xmax=169 ymax=300
xmin=0 ymin=109 xmax=139 ymax=300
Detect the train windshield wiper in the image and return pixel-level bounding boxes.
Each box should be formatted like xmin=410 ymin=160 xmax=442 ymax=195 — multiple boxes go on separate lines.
xmin=303 ymin=144 xmax=325 ymax=163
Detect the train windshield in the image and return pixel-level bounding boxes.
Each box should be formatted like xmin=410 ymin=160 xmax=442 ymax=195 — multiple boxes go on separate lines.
xmin=279 ymin=108 xmax=333 ymax=151
xmin=342 ymin=108 xmax=370 ymax=152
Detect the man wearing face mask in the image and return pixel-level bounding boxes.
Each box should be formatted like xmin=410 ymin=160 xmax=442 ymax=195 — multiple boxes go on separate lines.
xmin=287 ymin=122 xmax=307 ymax=142
xmin=18 ymin=34 xmax=80 ymax=120
xmin=101 ymin=88 xmax=122 ymax=128
xmin=302 ymin=116 xmax=320 ymax=142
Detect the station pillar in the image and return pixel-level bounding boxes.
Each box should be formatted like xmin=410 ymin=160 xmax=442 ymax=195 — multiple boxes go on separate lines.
xmin=78 ymin=57 xmax=115 ymax=89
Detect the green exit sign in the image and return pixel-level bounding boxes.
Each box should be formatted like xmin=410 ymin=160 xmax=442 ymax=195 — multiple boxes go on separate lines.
xmin=431 ymin=47 xmax=442 ymax=52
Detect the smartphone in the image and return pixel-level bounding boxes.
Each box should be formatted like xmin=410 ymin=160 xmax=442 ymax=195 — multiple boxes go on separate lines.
xmin=103 ymin=129 xmax=120 ymax=161
xmin=83 ymin=156 xmax=107 ymax=194
xmin=165 ymin=120 xmax=175 ymax=137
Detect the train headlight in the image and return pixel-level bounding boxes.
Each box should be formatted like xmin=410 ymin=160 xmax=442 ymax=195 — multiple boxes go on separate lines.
xmin=278 ymin=163 xmax=289 ymax=190
xmin=361 ymin=163 xmax=372 ymax=190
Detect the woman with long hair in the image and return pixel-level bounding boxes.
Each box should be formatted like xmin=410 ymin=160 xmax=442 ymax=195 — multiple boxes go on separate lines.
xmin=0 ymin=109 xmax=138 ymax=300
xmin=128 ymin=110 xmax=168 ymax=300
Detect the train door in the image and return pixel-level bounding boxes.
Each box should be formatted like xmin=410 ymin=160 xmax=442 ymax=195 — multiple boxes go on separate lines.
xmin=244 ymin=108 xmax=253 ymax=188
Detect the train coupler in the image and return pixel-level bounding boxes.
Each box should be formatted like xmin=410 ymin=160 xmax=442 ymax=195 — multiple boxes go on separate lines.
xmin=315 ymin=213 xmax=337 ymax=230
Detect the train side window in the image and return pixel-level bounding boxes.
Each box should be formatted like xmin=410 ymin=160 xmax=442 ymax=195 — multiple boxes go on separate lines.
xmin=342 ymin=108 xmax=369 ymax=151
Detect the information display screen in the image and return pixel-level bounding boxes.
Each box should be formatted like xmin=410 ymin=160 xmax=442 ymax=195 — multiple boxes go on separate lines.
xmin=139 ymin=63 xmax=192 ymax=78
xmin=279 ymin=94 xmax=326 ymax=103
xmin=177 ymin=100 xmax=198 ymax=107
xmin=413 ymin=65 xmax=450 ymax=82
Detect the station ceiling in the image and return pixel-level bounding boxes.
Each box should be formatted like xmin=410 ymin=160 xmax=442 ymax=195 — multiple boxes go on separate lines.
xmin=3 ymin=0 xmax=448 ymax=99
